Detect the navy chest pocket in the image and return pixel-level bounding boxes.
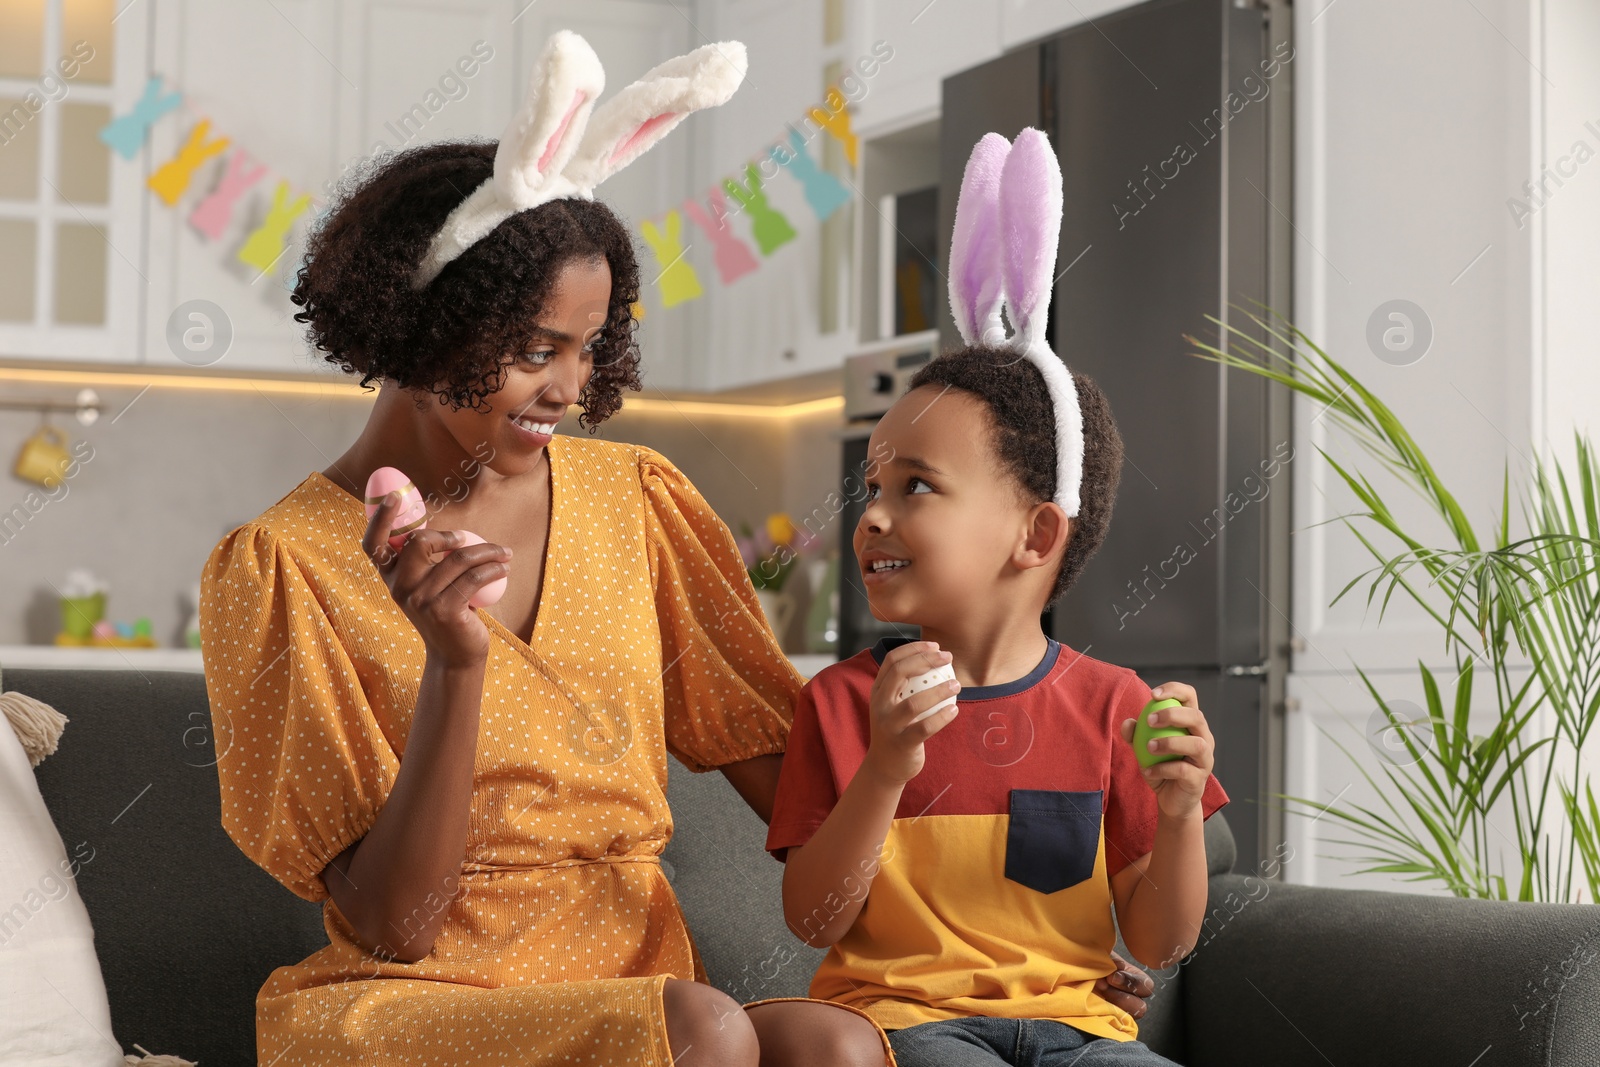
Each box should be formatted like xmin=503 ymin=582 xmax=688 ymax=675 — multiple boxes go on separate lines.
xmin=1003 ymin=788 xmax=1104 ymax=894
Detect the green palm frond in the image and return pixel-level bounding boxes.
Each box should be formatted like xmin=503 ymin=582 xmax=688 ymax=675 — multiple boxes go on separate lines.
xmin=1194 ymin=305 xmax=1600 ymax=903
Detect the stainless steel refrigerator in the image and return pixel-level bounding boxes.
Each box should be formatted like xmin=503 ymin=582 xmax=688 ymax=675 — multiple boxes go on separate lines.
xmin=930 ymin=0 xmax=1294 ymax=870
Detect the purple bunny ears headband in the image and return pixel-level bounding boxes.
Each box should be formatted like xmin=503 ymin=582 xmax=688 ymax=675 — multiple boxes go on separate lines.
xmin=411 ymin=30 xmax=748 ymax=289
xmin=948 ymin=128 xmax=1082 ymax=519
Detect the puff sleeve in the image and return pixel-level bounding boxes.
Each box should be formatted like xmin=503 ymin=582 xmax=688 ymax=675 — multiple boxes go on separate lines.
xmin=638 ymin=446 xmax=805 ymax=773
xmin=198 ymin=523 xmax=399 ymax=903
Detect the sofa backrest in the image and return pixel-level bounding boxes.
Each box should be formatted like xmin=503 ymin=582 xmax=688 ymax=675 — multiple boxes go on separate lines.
xmin=14 ymin=664 xmax=1237 ymax=1066
xmin=17 ymin=667 xmax=325 ymax=1067
xmin=660 ymin=746 xmax=826 ymax=1000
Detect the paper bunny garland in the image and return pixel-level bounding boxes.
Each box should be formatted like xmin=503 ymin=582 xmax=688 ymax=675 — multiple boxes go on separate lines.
xmin=947 ymin=128 xmax=1084 ymax=519
xmin=411 ymin=31 xmax=748 ymax=289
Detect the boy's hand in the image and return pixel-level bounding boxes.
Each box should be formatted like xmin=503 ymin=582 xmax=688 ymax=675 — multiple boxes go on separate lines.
xmin=1118 ymin=682 xmax=1215 ymax=820
xmin=862 ymin=641 xmax=961 ymax=786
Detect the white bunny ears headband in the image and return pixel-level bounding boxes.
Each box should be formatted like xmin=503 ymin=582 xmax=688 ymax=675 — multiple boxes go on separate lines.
xmin=411 ymin=30 xmax=748 ymax=289
xmin=947 ymin=128 xmax=1083 ymax=519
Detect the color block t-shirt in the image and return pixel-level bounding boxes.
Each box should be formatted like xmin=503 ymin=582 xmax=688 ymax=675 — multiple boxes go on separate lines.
xmin=765 ymin=635 xmax=1229 ymax=1041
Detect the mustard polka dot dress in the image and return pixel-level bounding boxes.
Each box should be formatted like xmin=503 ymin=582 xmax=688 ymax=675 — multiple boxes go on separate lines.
xmin=197 ymin=433 xmax=896 ymax=1066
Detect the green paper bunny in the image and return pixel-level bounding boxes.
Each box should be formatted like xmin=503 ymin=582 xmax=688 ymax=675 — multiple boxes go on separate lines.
xmin=723 ymin=162 xmax=796 ymax=256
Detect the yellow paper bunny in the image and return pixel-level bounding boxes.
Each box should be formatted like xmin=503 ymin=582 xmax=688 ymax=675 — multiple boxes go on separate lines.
xmin=639 ymin=210 xmax=703 ymax=307
xmin=238 ymin=180 xmax=311 ymax=275
xmin=148 ymin=119 xmax=230 ymax=206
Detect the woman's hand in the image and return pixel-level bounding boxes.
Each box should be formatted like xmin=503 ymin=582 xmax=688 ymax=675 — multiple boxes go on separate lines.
xmin=363 ymin=491 xmax=511 ymax=670
xmin=1093 ymin=951 xmax=1156 ymax=1018
xmin=862 ymin=641 xmax=961 ymax=786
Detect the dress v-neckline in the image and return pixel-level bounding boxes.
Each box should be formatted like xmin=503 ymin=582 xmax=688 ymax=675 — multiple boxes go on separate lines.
xmin=312 ymin=434 xmax=560 ymax=659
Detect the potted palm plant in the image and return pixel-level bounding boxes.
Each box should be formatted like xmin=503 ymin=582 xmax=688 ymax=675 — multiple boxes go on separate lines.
xmin=1188 ymin=307 xmax=1599 ymax=903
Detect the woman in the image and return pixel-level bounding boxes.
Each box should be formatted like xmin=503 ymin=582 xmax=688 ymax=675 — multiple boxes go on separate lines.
xmin=197 ymin=36 xmax=1156 ymax=1067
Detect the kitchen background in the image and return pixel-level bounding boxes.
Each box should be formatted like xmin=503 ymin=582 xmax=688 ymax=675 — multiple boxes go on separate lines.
xmin=2 ymin=0 xmax=1597 ymax=893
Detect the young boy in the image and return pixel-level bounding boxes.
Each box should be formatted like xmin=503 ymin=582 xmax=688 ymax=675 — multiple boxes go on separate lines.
xmin=764 ymin=129 xmax=1229 ymax=1067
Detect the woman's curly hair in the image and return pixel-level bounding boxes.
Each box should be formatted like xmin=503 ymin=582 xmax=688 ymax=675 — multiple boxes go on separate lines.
xmin=906 ymin=345 xmax=1123 ymax=607
xmin=291 ymin=139 xmax=643 ymax=429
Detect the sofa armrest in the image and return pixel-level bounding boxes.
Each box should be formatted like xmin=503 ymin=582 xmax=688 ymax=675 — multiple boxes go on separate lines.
xmin=1180 ymin=874 xmax=1600 ymax=1067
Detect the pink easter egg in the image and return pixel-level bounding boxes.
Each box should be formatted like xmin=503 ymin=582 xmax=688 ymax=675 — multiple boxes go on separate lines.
xmin=455 ymin=530 xmax=507 ymax=608
xmin=365 ymin=466 xmax=429 ymax=549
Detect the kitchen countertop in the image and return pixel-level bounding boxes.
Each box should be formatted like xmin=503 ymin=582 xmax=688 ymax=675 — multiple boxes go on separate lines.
xmin=0 ymin=646 xmax=209 ymax=672
xmin=0 ymin=646 xmax=842 ymax=681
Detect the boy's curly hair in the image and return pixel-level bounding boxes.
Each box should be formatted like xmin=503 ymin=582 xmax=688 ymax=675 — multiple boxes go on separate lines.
xmin=906 ymin=345 xmax=1123 ymax=607
xmin=290 ymin=140 xmax=643 ymax=428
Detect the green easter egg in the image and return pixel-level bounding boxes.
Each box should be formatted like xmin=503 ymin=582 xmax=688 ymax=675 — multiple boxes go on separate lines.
xmin=1133 ymin=697 xmax=1189 ymax=769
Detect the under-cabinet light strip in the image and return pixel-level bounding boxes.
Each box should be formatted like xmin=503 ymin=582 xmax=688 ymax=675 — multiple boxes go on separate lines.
xmin=0 ymin=365 xmax=844 ymax=419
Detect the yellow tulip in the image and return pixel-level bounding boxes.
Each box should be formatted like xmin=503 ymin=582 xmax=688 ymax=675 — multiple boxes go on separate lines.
xmin=767 ymin=513 xmax=796 ymax=546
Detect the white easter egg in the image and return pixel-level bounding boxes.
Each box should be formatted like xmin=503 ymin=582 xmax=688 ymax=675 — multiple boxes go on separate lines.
xmin=897 ymin=661 xmax=959 ymax=723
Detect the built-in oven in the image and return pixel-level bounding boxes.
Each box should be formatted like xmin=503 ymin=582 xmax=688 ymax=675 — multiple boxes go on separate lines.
xmin=834 ymin=330 xmax=940 ymax=660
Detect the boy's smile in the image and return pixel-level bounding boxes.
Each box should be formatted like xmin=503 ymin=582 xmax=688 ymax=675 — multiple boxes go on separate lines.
xmin=855 ymin=384 xmax=1070 ymax=632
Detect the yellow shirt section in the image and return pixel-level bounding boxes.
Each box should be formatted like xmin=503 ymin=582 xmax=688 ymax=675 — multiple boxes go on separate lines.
xmin=806 ymin=814 xmax=1138 ymax=1042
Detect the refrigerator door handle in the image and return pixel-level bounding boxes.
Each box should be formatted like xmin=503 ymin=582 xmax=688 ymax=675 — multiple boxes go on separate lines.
xmin=1224 ymin=662 xmax=1270 ymax=677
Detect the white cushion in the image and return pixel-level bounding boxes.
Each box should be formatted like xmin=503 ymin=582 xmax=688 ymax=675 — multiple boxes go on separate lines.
xmin=0 ymin=710 xmax=123 ymax=1067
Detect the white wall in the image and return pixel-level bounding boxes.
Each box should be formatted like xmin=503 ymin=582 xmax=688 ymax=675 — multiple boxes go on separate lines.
xmin=1284 ymin=0 xmax=1599 ymax=892
xmin=1538 ymin=0 xmax=1600 ymax=460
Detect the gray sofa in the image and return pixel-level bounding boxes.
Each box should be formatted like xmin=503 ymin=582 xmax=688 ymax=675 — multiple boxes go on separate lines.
xmin=11 ymin=664 xmax=1599 ymax=1066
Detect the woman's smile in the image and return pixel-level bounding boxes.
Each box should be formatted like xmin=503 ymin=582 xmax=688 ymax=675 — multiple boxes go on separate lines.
xmin=507 ymin=411 xmax=558 ymax=448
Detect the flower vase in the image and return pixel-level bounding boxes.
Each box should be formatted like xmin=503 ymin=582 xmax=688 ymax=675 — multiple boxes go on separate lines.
xmin=803 ymin=555 xmax=839 ymax=654
xmin=755 ymin=587 xmax=795 ymax=650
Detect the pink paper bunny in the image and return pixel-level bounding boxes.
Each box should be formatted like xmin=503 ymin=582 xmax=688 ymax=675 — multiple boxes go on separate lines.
xmin=682 ymin=187 xmax=759 ymax=284
xmin=190 ymin=150 xmax=268 ymax=241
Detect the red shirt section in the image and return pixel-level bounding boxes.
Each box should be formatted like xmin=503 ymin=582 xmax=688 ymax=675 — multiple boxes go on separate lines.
xmin=767 ymin=636 xmax=1229 ymax=872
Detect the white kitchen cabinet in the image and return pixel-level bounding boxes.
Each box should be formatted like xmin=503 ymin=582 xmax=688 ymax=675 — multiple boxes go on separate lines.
xmin=0 ymin=0 xmax=149 ymax=363
xmin=11 ymin=0 xmax=899 ymax=386
xmin=850 ymin=0 xmax=1140 ymax=137
xmin=142 ymin=0 xmax=348 ymax=374
xmin=109 ymin=0 xmax=698 ymax=378
xmin=683 ymin=0 xmax=863 ymax=391
xmin=852 ymin=0 xmax=999 ymax=136
xmin=333 ymin=1 xmax=515 ymax=177
xmin=997 ymin=0 xmax=1137 ymax=53
xmin=144 ymin=0 xmax=527 ymax=375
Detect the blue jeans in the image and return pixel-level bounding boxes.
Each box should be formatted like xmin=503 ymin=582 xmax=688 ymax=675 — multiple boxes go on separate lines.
xmin=886 ymin=1016 xmax=1181 ymax=1067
